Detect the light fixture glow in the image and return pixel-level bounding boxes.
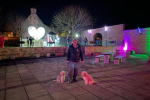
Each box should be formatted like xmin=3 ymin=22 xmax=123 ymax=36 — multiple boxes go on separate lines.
xmin=123 ymin=43 xmax=127 ymax=51
xmin=105 ymin=26 xmax=108 ymax=31
xmin=76 ymin=34 xmax=78 ymax=37
xmin=28 ymin=26 xmax=45 ymax=41
xmin=138 ymin=27 xmax=141 ymax=33
xmin=88 ymin=30 xmax=91 ymax=33
xmin=138 ymin=27 xmax=142 ymax=34
xmin=43 ymin=41 xmax=47 ymax=47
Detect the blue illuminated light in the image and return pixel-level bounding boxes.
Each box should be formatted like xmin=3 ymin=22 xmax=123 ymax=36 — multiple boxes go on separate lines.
xmin=138 ymin=27 xmax=141 ymax=33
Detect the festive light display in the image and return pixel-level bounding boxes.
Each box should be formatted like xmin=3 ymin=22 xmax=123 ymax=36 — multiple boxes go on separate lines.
xmin=28 ymin=26 xmax=45 ymax=41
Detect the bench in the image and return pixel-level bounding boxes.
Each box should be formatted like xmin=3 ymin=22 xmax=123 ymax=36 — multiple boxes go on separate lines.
xmin=114 ymin=56 xmax=123 ymax=64
xmin=95 ymin=55 xmax=104 ymax=62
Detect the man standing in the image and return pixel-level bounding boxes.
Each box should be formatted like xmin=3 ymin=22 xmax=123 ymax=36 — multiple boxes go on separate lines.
xmin=67 ymin=39 xmax=83 ymax=83
xmin=26 ymin=37 xmax=29 ymax=47
xmin=66 ymin=36 xmax=69 ymax=46
xmin=29 ymin=36 xmax=33 ymax=47
xmin=84 ymin=37 xmax=88 ymax=46
xmin=32 ymin=36 xmax=35 ymax=47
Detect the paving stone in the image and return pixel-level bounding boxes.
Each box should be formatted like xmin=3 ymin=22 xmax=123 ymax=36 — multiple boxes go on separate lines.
xmin=6 ymin=77 xmax=21 ymax=82
xmin=105 ymin=95 xmax=126 ymax=100
xmin=132 ymin=88 xmax=150 ymax=97
xmin=141 ymin=85 xmax=150 ymax=91
xmin=6 ymin=81 xmax=22 ymax=88
xmin=65 ymin=97 xmax=77 ymax=100
xmin=37 ymin=76 xmax=51 ymax=82
xmin=22 ymin=78 xmax=38 ymax=84
xmin=81 ymin=84 xmax=101 ymax=92
xmin=0 ymin=80 xmax=5 ymax=89
xmin=76 ymin=93 xmax=100 ymax=100
xmin=92 ymin=88 xmax=116 ymax=100
xmin=95 ymin=82 xmax=114 ymax=88
xmin=20 ymin=75 xmax=35 ymax=80
xmin=1 ymin=55 xmax=150 ymax=100
xmin=34 ymin=74 xmax=48 ymax=78
xmin=45 ymin=83 xmax=65 ymax=94
xmin=105 ymin=85 xmax=128 ymax=95
xmin=6 ymin=87 xmax=25 ymax=96
xmin=25 ymin=83 xmax=43 ymax=92
xmin=0 ymin=90 xmax=5 ymax=99
xmin=6 ymin=93 xmax=28 ymax=100
xmin=30 ymin=95 xmax=53 ymax=100
xmin=41 ymin=82 xmax=54 ymax=88
xmin=117 ymin=83 xmax=138 ymax=91
xmin=6 ymin=72 xmax=19 ymax=76
xmin=49 ymin=75 xmax=58 ymax=79
xmin=0 ymin=97 xmax=4 ymax=100
xmin=27 ymin=89 xmax=48 ymax=99
xmin=119 ymin=91 xmax=147 ymax=100
xmin=50 ymin=91 xmax=73 ymax=100
xmin=6 ymin=74 xmax=20 ymax=79
xmin=125 ymin=80 xmax=147 ymax=87
xmin=60 ymin=83 xmax=79 ymax=90
xmin=67 ymin=87 xmax=88 ymax=96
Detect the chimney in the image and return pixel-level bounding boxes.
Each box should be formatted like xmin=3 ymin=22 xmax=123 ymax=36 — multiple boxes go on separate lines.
xmin=31 ymin=8 xmax=37 ymax=14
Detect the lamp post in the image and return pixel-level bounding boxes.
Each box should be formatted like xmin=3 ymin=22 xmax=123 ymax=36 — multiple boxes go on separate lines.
xmin=88 ymin=30 xmax=91 ymax=46
xmin=105 ymin=26 xmax=108 ymax=46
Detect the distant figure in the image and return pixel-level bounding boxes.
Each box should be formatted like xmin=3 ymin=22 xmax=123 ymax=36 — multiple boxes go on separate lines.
xmin=29 ymin=36 xmax=33 ymax=47
xmin=96 ymin=39 xmax=99 ymax=46
xmin=55 ymin=36 xmax=60 ymax=47
xmin=84 ymin=37 xmax=88 ymax=46
xmin=0 ymin=36 xmax=5 ymax=48
xmin=32 ymin=36 xmax=35 ymax=47
xmin=27 ymin=37 xmax=29 ymax=47
xmin=66 ymin=36 xmax=70 ymax=46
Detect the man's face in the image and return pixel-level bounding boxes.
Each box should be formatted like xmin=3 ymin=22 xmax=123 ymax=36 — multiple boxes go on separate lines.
xmin=73 ymin=40 xmax=77 ymax=46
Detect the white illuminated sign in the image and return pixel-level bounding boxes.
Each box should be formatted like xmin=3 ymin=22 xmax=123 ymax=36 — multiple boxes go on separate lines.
xmin=88 ymin=30 xmax=91 ymax=33
xmin=28 ymin=26 xmax=45 ymax=41
xmin=105 ymin=26 xmax=108 ymax=31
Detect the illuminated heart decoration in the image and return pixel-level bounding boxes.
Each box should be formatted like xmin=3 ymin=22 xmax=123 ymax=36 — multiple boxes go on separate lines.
xmin=28 ymin=26 xmax=45 ymax=41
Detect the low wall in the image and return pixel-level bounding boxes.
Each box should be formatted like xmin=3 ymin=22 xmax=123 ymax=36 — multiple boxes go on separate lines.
xmin=85 ymin=46 xmax=124 ymax=55
xmin=0 ymin=47 xmax=68 ymax=60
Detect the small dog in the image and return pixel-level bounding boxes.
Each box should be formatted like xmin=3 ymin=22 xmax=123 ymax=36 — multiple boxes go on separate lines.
xmin=81 ymin=71 xmax=98 ymax=85
xmin=54 ymin=71 xmax=66 ymax=83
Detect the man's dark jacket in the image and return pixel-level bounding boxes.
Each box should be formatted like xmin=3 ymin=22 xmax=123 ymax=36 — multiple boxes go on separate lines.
xmin=67 ymin=44 xmax=83 ymax=62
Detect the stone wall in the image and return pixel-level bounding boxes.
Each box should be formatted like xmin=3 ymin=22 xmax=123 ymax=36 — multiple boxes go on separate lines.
xmin=0 ymin=47 xmax=68 ymax=60
xmin=85 ymin=46 xmax=124 ymax=55
xmin=123 ymin=27 xmax=150 ymax=54
xmin=81 ymin=24 xmax=124 ymax=46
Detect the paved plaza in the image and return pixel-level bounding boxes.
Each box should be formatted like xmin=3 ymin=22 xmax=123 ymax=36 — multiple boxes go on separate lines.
xmin=0 ymin=54 xmax=150 ymax=100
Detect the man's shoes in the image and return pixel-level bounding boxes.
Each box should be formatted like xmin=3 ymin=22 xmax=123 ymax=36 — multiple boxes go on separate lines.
xmin=73 ymin=79 xmax=77 ymax=82
xmin=68 ymin=81 xmax=71 ymax=84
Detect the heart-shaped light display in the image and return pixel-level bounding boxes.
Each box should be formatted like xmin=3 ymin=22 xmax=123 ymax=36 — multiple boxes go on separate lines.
xmin=28 ymin=26 xmax=45 ymax=41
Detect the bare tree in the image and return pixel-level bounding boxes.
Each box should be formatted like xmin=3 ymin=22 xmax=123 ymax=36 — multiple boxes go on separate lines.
xmin=51 ymin=5 xmax=92 ymax=38
xmin=0 ymin=5 xmax=4 ymax=28
xmin=6 ymin=12 xmax=28 ymax=46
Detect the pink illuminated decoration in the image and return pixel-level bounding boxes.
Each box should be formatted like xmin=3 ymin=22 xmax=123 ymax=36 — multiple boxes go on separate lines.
xmin=123 ymin=43 xmax=127 ymax=51
xmin=88 ymin=30 xmax=91 ymax=33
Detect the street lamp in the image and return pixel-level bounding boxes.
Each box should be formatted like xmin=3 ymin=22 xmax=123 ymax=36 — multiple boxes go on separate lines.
xmin=88 ymin=30 xmax=92 ymax=45
xmin=105 ymin=26 xmax=108 ymax=46
xmin=76 ymin=34 xmax=78 ymax=37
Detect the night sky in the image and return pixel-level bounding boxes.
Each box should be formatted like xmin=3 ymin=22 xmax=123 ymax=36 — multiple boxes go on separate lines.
xmin=1 ymin=0 xmax=150 ymax=30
